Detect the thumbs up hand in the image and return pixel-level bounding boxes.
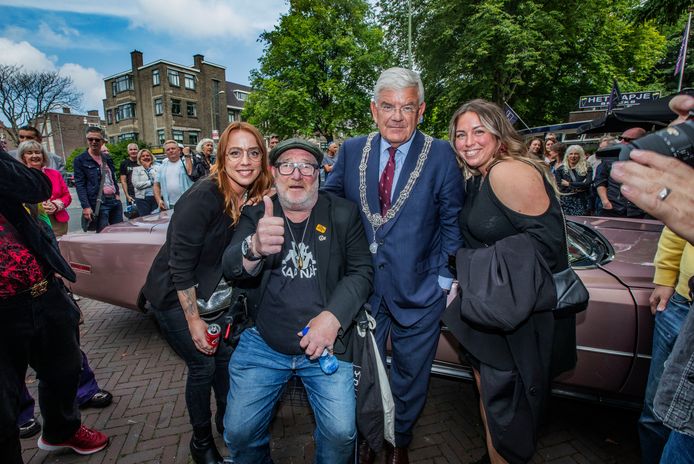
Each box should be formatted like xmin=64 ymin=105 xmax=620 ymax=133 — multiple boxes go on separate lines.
xmin=253 ymin=196 xmax=285 ymax=257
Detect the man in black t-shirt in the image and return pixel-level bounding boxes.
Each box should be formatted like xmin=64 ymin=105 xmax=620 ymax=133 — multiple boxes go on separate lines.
xmin=221 ymin=138 xmax=373 ymax=464
xmin=119 ymin=143 xmax=139 ymax=204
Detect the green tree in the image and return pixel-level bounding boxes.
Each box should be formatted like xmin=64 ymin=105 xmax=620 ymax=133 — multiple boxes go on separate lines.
xmin=378 ymin=0 xmax=667 ymax=136
xmin=243 ymin=0 xmax=393 ymax=140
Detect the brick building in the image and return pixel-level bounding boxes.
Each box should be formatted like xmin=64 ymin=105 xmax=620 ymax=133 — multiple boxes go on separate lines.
xmin=103 ymin=50 xmax=250 ymax=148
xmin=36 ymin=108 xmax=103 ymax=160
xmin=1 ymin=108 xmax=103 ymax=161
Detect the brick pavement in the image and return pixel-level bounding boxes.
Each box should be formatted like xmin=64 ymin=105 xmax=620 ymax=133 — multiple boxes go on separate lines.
xmin=21 ymin=299 xmax=641 ymax=463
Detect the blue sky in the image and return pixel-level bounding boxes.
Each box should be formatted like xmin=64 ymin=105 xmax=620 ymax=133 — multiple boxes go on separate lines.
xmin=0 ymin=0 xmax=291 ymax=117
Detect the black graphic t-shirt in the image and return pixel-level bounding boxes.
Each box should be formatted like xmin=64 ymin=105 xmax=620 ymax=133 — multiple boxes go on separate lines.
xmin=119 ymin=158 xmax=139 ymax=197
xmin=256 ymin=216 xmax=324 ymax=355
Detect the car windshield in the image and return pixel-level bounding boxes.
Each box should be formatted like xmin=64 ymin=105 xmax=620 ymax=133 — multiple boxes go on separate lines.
xmin=566 ymin=221 xmax=612 ymax=267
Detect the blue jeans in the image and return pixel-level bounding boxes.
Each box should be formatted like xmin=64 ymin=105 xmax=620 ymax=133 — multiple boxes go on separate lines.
xmin=223 ymin=327 xmax=356 ymax=464
xmin=96 ymin=196 xmax=123 ymax=232
xmin=639 ymin=292 xmax=690 ymax=464
xmin=661 ymin=431 xmax=694 ymax=464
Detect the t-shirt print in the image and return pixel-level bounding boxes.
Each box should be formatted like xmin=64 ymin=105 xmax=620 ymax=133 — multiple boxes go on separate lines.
xmin=281 ymin=240 xmax=317 ymax=279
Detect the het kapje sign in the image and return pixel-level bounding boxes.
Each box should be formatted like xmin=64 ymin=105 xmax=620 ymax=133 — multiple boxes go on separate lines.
xmin=578 ymin=91 xmax=661 ymax=110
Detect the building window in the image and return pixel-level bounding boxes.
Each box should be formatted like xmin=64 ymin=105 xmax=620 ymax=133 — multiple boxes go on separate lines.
xmin=167 ymin=69 xmax=180 ymax=87
xmin=172 ymin=130 xmax=184 ymax=143
xmin=227 ymin=110 xmax=237 ymax=123
xmin=187 ymin=102 xmax=197 ymax=117
xmin=118 ymin=132 xmax=138 ymax=142
xmin=153 ymin=98 xmax=163 ymax=116
xmin=233 ymin=91 xmax=248 ymax=102
xmin=106 ymin=109 xmax=113 ymax=125
xmin=184 ymin=74 xmax=196 ymax=90
xmin=189 ymin=132 xmax=199 ymax=146
xmin=171 ymin=99 xmax=181 ymax=116
xmin=115 ymin=103 xmax=136 ymax=122
xmin=157 ymin=129 xmax=165 ymax=145
xmin=152 ymin=69 xmax=160 ymax=86
xmin=111 ymin=75 xmax=134 ymax=96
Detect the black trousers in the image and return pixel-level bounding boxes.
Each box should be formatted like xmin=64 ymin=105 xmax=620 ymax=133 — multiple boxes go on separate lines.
xmin=0 ymin=278 xmax=82 ymax=463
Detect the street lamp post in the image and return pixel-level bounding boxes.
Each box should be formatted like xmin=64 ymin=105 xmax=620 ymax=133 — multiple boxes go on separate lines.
xmin=211 ymin=90 xmax=226 ymax=138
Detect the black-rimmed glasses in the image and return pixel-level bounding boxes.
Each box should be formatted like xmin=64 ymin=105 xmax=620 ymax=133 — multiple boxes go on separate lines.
xmin=275 ymin=162 xmax=319 ymax=176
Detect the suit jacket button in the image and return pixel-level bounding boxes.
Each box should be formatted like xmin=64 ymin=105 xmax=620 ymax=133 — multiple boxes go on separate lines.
xmin=378 ymin=264 xmax=385 ymax=269
xmin=378 ymin=240 xmax=384 ymax=245
xmin=529 ymin=386 xmax=537 ymax=396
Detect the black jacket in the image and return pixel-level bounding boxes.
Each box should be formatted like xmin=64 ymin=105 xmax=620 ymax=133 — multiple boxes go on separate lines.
xmin=222 ymin=192 xmax=374 ymax=361
xmin=143 ymin=177 xmax=235 ymax=310
xmin=0 ymin=149 xmax=76 ymax=282
xmin=442 ymin=233 xmax=563 ymax=464
xmin=594 ymin=160 xmax=644 ymax=217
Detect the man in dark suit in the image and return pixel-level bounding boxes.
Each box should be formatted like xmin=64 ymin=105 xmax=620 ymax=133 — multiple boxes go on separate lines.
xmin=324 ymin=67 xmax=464 ymax=463
xmin=222 ymin=138 xmax=373 ymax=464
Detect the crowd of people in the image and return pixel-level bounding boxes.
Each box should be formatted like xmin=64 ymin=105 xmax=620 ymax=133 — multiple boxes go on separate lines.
xmin=1 ymin=69 xmax=692 ymax=464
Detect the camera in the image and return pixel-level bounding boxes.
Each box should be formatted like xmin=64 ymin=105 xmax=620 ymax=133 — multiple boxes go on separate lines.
xmin=596 ymin=113 xmax=694 ymax=167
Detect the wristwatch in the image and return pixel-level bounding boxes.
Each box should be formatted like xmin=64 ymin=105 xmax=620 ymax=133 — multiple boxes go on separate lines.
xmin=242 ymin=234 xmax=263 ymax=261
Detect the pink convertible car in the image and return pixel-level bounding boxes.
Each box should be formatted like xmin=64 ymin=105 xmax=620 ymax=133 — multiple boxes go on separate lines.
xmin=59 ymin=214 xmax=662 ymax=407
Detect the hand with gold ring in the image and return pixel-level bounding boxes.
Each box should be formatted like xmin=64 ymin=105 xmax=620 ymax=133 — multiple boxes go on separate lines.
xmin=611 ymin=150 xmax=694 ymax=243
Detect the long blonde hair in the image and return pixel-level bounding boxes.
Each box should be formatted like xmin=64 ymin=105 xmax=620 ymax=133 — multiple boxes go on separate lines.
xmin=448 ymin=99 xmax=558 ymax=193
xmin=210 ymin=122 xmax=273 ymax=226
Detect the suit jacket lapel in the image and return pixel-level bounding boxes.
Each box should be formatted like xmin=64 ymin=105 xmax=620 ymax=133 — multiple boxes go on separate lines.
xmin=366 ymin=134 xmax=381 ymax=215
xmin=393 ymin=130 xmax=423 ymax=196
xmin=380 ymin=130 xmax=424 ymax=236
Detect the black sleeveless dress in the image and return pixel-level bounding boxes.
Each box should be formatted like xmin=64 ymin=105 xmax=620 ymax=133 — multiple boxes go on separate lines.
xmin=456 ymin=167 xmax=577 ymax=463
xmin=458 ymin=171 xmax=576 ymax=375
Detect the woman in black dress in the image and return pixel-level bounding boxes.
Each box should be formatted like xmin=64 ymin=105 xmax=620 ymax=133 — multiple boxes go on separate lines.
xmin=555 ymin=144 xmax=593 ymax=216
xmin=448 ymin=99 xmax=577 ymax=464
xmin=143 ymin=122 xmax=273 ymax=464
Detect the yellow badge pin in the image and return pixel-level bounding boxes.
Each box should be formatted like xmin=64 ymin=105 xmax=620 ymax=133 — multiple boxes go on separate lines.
xmin=316 ymin=224 xmax=327 ymax=233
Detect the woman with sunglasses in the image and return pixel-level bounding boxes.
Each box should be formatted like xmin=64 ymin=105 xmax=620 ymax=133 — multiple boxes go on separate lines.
xmin=143 ymin=122 xmax=273 ymax=464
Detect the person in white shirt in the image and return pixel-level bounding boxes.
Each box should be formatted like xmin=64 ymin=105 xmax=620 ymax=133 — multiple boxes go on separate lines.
xmin=154 ymin=140 xmax=193 ymax=210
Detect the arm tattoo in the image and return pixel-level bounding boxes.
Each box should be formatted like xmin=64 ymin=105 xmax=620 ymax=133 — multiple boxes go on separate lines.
xmin=177 ymin=287 xmax=198 ymax=317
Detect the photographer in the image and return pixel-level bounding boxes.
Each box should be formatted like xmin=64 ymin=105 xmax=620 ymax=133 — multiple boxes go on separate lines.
xmin=0 ymin=148 xmax=108 ymax=462
xmin=610 ymin=93 xmax=694 ymax=464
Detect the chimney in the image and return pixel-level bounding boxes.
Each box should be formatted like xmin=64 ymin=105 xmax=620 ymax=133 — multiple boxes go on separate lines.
xmin=131 ymin=50 xmax=144 ymax=70
xmin=62 ymin=107 xmax=71 ymax=114
xmin=193 ymin=54 xmax=204 ymax=69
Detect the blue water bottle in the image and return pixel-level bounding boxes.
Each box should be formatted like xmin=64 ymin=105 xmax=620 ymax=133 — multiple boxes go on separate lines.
xmin=301 ymin=327 xmax=339 ymax=375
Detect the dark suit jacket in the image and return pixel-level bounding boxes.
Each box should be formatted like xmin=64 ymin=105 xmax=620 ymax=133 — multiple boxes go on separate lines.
xmin=0 ymin=149 xmax=75 ymax=282
xmin=222 ymin=192 xmax=374 ymax=361
xmin=323 ymin=130 xmax=464 ymax=325
xmin=143 ymin=178 xmax=235 ymax=310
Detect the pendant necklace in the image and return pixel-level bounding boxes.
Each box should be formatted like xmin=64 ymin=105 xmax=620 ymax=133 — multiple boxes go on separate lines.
xmin=285 ymin=214 xmax=310 ymax=270
xmin=358 ymin=132 xmax=433 ymax=254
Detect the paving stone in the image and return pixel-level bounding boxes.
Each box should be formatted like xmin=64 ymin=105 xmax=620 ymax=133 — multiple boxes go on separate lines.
xmin=21 ymin=299 xmax=641 ymax=463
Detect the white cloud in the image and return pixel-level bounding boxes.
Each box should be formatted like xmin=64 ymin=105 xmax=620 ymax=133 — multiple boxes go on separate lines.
xmin=0 ymin=0 xmax=287 ymax=41
xmin=0 ymin=38 xmax=105 ymax=116
xmin=59 ymin=63 xmax=106 ymax=114
xmin=0 ymin=37 xmax=56 ymax=71
xmin=131 ymin=0 xmax=284 ymax=40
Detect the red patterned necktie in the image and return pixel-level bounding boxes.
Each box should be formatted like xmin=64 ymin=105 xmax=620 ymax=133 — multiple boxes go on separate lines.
xmin=379 ymin=146 xmax=397 ymax=216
